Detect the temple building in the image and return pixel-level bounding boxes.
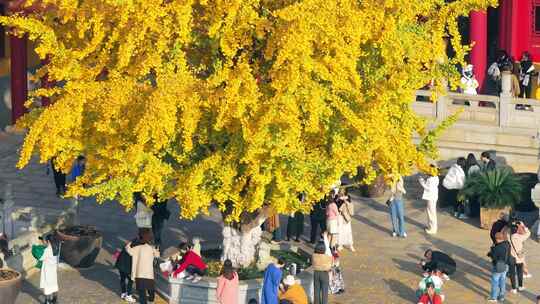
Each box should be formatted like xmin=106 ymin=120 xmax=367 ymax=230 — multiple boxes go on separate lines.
xmin=469 ymin=1 xmax=540 ymax=92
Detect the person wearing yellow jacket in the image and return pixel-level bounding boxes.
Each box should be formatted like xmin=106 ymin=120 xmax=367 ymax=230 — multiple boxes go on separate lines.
xmin=279 ymin=275 xmax=308 ymax=304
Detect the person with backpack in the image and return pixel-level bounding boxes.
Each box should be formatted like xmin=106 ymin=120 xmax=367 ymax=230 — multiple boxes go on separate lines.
xmin=487 ymin=232 xmax=511 ymax=303
xmin=115 ymin=237 xmax=138 ymax=303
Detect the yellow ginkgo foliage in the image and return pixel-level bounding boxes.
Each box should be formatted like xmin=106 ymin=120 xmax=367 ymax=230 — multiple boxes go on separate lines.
xmin=2 ymin=0 xmax=496 ymax=223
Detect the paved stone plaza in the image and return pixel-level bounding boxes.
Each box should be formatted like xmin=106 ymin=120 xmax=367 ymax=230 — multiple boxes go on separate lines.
xmin=2 ymin=133 xmax=540 ymax=303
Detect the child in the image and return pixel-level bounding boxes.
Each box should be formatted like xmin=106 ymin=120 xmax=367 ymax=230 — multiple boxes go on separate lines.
xmin=172 ymin=242 xmax=207 ymax=282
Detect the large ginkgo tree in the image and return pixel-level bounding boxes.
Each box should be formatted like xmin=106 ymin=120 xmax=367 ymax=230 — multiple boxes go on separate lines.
xmin=2 ymin=0 xmax=495 ymax=265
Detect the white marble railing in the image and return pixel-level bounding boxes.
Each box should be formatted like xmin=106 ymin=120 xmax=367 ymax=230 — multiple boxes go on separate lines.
xmin=413 ymin=72 xmax=540 ymax=130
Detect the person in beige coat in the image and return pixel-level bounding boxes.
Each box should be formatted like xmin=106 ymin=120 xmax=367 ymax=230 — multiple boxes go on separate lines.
xmin=509 ymin=221 xmax=530 ymax=293
xmin=127 ymin=228 xmax=160 ymax=304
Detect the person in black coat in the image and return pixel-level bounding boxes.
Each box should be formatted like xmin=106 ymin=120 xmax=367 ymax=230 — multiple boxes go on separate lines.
xmin=481 ymin=151 xmax=496 ymax=171
xmin=287 ymin=194 xmax=305 ymax=242
xmin=50 ymin=157 xmax=66 ymax=196
xmin=151 ymin=198 xmax=170 ymax=251
xmin=115 ymin=237 xmax=141 ymax=303
xmin=490 ymin=213 xmax=509 ymax=244
xmin=420 ymin=249 xmax=456 ymax=277
xmin=310 ymin=197 xmax=327 ymax=244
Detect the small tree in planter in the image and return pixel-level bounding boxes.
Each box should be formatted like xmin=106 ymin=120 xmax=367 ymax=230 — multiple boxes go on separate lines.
xmin=461 ymin=168 xmax=522 ymax=229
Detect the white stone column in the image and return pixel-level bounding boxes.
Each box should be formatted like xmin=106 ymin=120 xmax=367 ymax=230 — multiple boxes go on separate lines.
xmin=499 ymin=71 xmax=512 ymax=127
xmin=436 ymin=94 xmax=448 ymax=121
xmin=2 ymin=184 xmax=15 ymax=238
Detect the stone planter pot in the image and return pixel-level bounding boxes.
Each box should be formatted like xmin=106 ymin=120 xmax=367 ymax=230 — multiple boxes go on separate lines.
xmin=0 ymin=269 xmax=22 ymax=304
xmin=480 ymin=207 xmax=510 ymax=230
xmin=155 ymin=266 xmax=314 ymax=304
xmin=56 ymin=225 xmax=102 ymax=268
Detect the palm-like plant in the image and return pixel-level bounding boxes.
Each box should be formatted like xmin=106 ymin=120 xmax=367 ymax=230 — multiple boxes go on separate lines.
xmin=461 ymin=168 xmax=523 ymax=209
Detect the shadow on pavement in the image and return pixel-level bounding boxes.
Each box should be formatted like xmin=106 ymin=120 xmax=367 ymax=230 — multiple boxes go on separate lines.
xmin=384 ymin=278 xmax=417 ymax=302
xmin=20 ymin=279 xmax=43 ymax=303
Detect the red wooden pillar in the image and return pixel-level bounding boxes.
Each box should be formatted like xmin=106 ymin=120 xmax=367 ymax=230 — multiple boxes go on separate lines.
xmin=470 ymin=11 xmax=488 ymax=92
xmin=10 ymin=34 xmax=27 ymax=123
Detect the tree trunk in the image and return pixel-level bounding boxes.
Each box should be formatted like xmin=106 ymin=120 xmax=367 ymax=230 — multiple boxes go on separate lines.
xmin=222 ymin=225 xmax=263 ymax=268
xmin=221 ymin=206 xmax=270 ymax=268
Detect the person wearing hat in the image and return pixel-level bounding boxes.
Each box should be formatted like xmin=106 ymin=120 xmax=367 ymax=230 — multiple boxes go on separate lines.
xmin=279 ymin=275 xmax=308 ymax=304
xmin=216 ymin=259 xmax=239 ymax=304
xmin=312 ymin=242 xmax=333 ymax=304
xmin=461 ymin=64 xmax=479 ymax=95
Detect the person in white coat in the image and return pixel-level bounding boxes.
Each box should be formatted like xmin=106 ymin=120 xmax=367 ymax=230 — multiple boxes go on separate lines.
xmin=443 ymin=158 xmax=467 ymax=219
xmin=419 ymin=166 xmax=440 ymax=235
xmin=40 ymin=234 xmax=60 ymax=304
xmin=461 ymin=64 xmax=479 ymax=95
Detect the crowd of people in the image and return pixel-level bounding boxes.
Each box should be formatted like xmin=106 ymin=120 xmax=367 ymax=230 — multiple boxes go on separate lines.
xmin=486 ymin=50 xmax=537 ymax=99
xmin=389 ymin=150 xmax=497 ymax=239
xmin=38 ymin=148 xmax=540 ymax=304
xmin=264 ymin=188 xmax=355 ymax=253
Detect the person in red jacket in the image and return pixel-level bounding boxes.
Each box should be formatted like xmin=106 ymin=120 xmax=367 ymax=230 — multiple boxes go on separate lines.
xmin=172 ymin=242 xmax=207 ymax=283
xmin=418 ymin=282 xmax=443 ymax=304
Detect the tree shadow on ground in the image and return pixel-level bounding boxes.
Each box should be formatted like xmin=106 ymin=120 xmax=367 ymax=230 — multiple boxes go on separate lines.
xmin=384 ymin=278 xmax=417 ymax=302
xmin=20 ymin=279 xmax=43 ymax=303
xmin=423 ymin=235 xmax=492 ymax=297
xmin=78 ymin=262 xmax=124 ymax=298
xmin=354 ymin=214 xmax=393 ymax=235
xmin=392 ymin=258 xmax=422 ymax=277
xmin=355 ymin=196 xmax=428 ymax=231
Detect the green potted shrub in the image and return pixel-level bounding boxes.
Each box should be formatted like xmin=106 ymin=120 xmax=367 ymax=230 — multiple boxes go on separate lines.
xmin=461 ymin=168 xmax=522 ymax=229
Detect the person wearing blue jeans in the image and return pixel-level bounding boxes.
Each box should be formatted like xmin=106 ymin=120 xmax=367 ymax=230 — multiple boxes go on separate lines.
xmin=489 ymin=267 xmax=508 ymax=301
xmin=488 ymin=232 xmax=510 ymax=302
xmin=389 ymin=177 xmax=407 ymax=238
